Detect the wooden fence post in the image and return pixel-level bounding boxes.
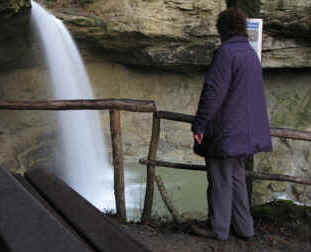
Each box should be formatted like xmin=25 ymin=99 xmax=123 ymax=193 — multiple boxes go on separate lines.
xmin=109 ymin=110 xmax=126 ymax=221
xmin=155 ymin=175 xmax=181 ymax=224
xmin=245 ymin=155 xmax=254 ymax=208
xmin=142 ymin=113 xmax=161 ymax=223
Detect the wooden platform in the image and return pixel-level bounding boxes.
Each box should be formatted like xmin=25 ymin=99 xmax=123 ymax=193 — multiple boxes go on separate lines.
xmin=0 ymin=167 xmax=150 ymax=252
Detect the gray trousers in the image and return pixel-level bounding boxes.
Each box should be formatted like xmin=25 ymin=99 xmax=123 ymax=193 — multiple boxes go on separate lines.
xmin=206 ymin=157 xmax=254 ymax=240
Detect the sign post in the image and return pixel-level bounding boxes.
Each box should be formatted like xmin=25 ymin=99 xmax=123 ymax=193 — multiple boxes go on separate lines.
xmin=247 ymin=19 xmax=263 ymax=61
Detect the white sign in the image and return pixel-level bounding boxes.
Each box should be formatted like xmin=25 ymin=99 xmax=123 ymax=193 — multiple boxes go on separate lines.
xmin=247 ymin=18 xmax=263 ymax=61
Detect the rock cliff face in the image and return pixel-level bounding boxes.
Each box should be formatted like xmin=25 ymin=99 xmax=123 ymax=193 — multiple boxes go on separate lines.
xmin=231 ymin=0 xmax=311 ymax=40
xmin=0 ymin=0 xmax=30 ymax=17
xmin=33 ymin=0 xmax=311 ymax=70
xmin=0 ymin=0 xmax=35 ymax=72
xmin=3 ymin=0 xmax=311 ymax=71
xmin=231 ymin=0 xmax=311 ymax=68
xmin=50 ymin=0 xmax=225 ymax=71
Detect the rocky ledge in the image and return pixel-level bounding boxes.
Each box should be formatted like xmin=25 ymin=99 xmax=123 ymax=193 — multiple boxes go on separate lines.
xmin=50 ymin=0 xmax=224 ymax=71
xmin=2 ymin=0 xmax=311 ymax=71
xmin=45 ymin=0 xmax=311 ymax=70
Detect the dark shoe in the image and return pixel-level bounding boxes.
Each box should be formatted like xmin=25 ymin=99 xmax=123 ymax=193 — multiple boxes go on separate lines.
xmin=236 ymin=234 xmax=254 ymax=241
xmin=231 ymin=230 xmax=255 ymax=241
xmin=190 ymin=224 xmax=226 ymax=241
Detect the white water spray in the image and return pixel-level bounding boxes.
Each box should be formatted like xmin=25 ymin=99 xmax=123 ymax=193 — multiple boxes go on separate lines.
xmin=31 ymin=1 xmax=115 ymax=211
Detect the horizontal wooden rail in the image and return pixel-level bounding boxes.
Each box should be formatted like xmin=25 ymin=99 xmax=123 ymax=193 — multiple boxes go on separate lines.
xmin=140 ymin=158 xmax=204 ymax=171
xmin=139 ymin=159 xmax=311 ymax=186
xmin=157 ymin=111 xmax=311 ymax=141
xmin=157 ymin=111 xmax=194 ymax=123
xmin=0 ymin=99 xmax=156 ymax=113
xmin=270 ymin=128 xmax=311 ymax=141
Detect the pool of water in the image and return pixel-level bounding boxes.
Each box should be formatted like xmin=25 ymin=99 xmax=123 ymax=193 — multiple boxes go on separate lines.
xmin=122 ymin=161 xmax=208 ymax=221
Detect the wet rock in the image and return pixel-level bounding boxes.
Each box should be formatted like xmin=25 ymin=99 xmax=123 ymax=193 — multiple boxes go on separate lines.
xmin=0 ymin=0 xmax=39 ymax=72
xmin=0 ymin=0 xmax=31 ymax=18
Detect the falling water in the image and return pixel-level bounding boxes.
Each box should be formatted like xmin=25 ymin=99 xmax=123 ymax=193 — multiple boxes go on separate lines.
xmin=30 ymin=1 xmax=115 ymax=211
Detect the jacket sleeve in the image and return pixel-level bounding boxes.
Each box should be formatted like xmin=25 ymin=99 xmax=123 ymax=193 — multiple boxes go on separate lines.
xmin=192 ymin=47 xmax=232 ymax=134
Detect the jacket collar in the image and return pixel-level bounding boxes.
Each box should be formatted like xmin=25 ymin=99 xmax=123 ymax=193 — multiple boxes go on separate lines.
xmin=222 ymin=36 xmax=249 ymax=45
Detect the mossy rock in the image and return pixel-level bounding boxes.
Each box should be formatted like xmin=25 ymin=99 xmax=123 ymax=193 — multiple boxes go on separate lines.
xmin=252 ymin=200 xmax=311 ymax=225
xmin=0 ymin=0 xmax=31 ymax=19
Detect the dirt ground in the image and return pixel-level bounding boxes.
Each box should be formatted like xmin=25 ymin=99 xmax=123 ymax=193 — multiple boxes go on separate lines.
xmin=117 ymin=217 xmax=311 ymax=252
xmin=112 ymin=200 xmax=311 ymax=252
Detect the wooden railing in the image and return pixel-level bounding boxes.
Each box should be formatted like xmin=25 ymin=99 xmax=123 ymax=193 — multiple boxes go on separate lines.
xmin=1 ymin=99 xmax=311 ymax=223
xmin=0 ymin=99 xmax=156 ymax=222
xmin=0 ymin=99 xmax=156 ymax=112
xmin=139 ymin=111 xmax=311 ymax=223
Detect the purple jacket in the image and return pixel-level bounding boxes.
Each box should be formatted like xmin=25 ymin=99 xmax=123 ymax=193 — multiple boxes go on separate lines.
xmin=192 ymin=36 xmax=273 ymax=158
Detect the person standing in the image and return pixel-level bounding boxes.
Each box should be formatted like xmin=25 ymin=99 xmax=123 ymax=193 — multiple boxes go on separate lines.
xmin=192 ymin=8 xmax=273 ymax=241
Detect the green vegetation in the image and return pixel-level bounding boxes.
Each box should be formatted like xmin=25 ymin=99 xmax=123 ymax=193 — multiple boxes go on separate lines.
xmin=252 ymin=200 xmax=311 ymax=225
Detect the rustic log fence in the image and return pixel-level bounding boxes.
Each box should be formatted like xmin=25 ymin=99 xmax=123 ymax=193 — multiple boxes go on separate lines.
xmin=1 ymin=99 xmax=311 ymax=223
xmin=140 ymin=110 xmax=311 ymax=223
xmin=0 ymin=99 xmax=157 ymax=222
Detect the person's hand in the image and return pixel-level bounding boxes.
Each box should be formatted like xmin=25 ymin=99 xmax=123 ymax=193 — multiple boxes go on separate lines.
xmin=193 ymin=133 xmax=203 ymax=144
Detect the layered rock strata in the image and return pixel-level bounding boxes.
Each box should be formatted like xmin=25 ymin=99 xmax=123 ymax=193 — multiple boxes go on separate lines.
xmin=32 ymin=0 xmax=311 ymax=70
xmin=3 ymin=0 xmax=311 ymax=71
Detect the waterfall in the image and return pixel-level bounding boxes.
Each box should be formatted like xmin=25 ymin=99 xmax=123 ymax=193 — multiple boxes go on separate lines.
xmin=30 ymin=1 xmax=115 ymax=211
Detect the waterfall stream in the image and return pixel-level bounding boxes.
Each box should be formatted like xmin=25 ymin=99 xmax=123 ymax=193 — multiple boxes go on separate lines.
xmin=30 ymin=1 xmax=115 ymax=211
